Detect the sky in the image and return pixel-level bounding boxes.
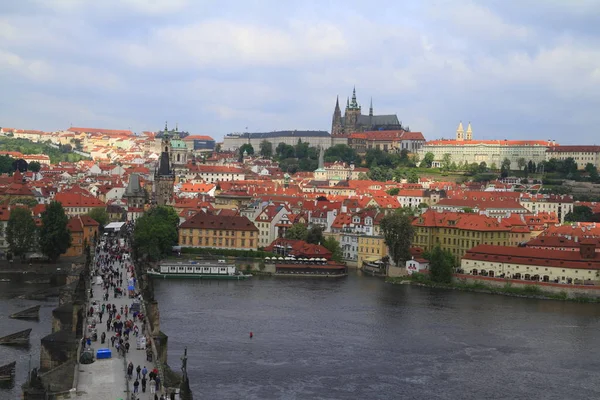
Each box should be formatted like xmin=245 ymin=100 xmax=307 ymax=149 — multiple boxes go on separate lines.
xmin=1 ymin=0 xmax=599 ymax=143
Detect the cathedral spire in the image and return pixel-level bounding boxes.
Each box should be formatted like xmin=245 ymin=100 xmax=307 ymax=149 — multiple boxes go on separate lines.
xmin=369 ymin=97 xmax=373 ymax=117
xmin=335 ymin=95 xmax=340 ymax=112
xmin=164 ymin=121 xmax=168 ymax=133
xmin=346 ymin=97 xmax=350 ymax=108
xmin=350 ymin=86 xmax=358 ymax=108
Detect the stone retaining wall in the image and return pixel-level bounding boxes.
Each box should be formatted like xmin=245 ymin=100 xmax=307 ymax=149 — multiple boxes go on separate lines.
xmin=453 ymin=274 xmax=600 ymax=298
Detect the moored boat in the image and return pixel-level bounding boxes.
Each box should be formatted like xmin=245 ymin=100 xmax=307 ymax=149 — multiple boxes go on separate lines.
xmin=0 ymin=361 xmax=16 ymax=382
xmin=361 ymin=260 xmax=387 ymax=277
xmin=268 ymin=257 xmax=348 ymax=278
xmin=147 ymin=260 xmax=251 ymax=280
xmin=9 ymin=305 xmax=41 ymax=320
xmin=0 ymin=328 xmax=32 ymax=346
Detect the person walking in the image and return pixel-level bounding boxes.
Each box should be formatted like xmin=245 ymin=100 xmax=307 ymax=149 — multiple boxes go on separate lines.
xmin=141 ymin=376 xmax=147 ymax=393
xmin=136 ymin=365 xmax=141 ymax=379
xmin=133 ymin=379 xmax=139 ymax=393
xmin=149 ymin=377 xmax=156 ymax=394
xmin=142 ymin=366 xmax=148 ymax=379
xmin=127 ymin=362 xmax=133 ymax=380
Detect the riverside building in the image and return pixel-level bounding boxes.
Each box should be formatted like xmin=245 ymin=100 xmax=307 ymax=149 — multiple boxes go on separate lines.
xmin=461 ymin=240 xmax=600 ymax=284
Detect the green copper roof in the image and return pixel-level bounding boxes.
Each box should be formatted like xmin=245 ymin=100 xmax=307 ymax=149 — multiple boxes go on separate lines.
xmin=170 ymin=139 xmax=187 ymax=149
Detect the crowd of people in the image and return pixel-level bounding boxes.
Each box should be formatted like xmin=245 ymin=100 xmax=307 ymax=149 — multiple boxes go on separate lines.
xmin=83 ymin=233 xmax=169 ymax=400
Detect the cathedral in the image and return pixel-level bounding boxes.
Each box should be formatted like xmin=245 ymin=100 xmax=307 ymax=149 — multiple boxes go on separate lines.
xmin=154 ymin=124 xmax=175 ymax=206
xmin=331 ymin=87 xmax=403 ymax=136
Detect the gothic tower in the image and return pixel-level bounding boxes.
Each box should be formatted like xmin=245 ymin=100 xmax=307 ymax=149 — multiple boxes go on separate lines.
xmin=331 ymin=96 xmax=343 ymax=136
xmin=456 ymin=121 xmax=464 ymax=141
xmin=344 ymin=86 xmax=361 ymax=133
xmin=154 ymin=122 xmax=175 ymax=206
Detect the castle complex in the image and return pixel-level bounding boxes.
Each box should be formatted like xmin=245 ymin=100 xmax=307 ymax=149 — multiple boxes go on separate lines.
xmin=331 ymin=87 xmax=402 ymax=136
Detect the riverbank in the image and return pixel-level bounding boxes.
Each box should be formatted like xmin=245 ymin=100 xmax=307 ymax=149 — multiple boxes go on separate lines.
xmin=386 ymin=274 xmax=600 ymax=303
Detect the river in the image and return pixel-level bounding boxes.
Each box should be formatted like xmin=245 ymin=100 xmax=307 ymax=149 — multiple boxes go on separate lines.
xmin=0 ymin=282 xmax=55 ymax=400
xmin=155 ymin=272 xmax=600 ymax=400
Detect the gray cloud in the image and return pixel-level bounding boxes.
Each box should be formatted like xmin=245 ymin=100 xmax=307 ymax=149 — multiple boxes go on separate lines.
xmin=0 ymin=0 xmax=599 ymax=144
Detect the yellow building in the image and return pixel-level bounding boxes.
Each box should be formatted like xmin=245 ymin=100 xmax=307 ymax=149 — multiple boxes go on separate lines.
xmin=179 ymin=211 xmax=259 ymax=250
xmin=461 ymin=242 xmax=600 ymax=284
xmin=545 ymin=145 xmax=600 ymax=170
xmin=357 ymin=235 xmax=388 ymax=267
xmin=412 ymin=210 xmax=511 ymax=261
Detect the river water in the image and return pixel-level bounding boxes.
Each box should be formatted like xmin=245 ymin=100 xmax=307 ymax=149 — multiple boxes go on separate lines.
xmin=0 ymin=282 xmax=55 ymax=400
xmin=155 ymin=272 xmax=600 ymax=400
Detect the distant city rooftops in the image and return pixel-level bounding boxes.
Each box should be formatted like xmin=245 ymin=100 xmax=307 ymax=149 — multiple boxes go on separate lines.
xmin=226 ymin=130 xmax=330 ymax=139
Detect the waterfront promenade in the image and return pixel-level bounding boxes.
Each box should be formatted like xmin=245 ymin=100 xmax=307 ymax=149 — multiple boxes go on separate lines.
xmin=77 ymin=248 xmax=162 ymax=400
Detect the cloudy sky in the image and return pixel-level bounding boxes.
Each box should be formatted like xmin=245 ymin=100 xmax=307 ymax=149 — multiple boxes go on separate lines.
xmin=1 ymin=0 xmax=599 ymax=143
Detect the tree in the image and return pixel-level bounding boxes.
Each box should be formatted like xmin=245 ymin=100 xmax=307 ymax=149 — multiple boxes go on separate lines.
xmin=380 ymin=213 xmax=414 ymax=267
xmin=428 ymin=245 xmax=456 ymax=284
xmin=323 ymin=236 xmax=342 ymax=262
xmin=324 ymin=144 xmax=361 ymax=164
xmin=490 ymin=162 xmax=497 ymax=171
xmin=387 ymin=188 xmax=400 ymax=196
xmin=87 ymin=207 xmax=109 ymax=228
xmin=517 ymin=158 xmax=527 ymax=171
xmin=478 ymin=161 xmax=487 ymax=173
xmin=501 ymin=158 xmax=511 ymax=171
xmin=419 ymin=152 xmax=434 ymax=168
xmin=39 ymin=201 xmax=72 ymax=262
xmin=585 ymin=163 xmax=599 ymax=182
xmin=238 ymin=143 xmax=254 ymax=160
xmin=565 ymin=205 xmax=595 ymax=222
xmin=0 ymin=155 xmax=13 ymax=173
xmin=28 ymin=161 xmax=41 ymax=172
xmin=294 ymin=140 xmax=310 ymax=159
xmin=6 ymin=207 xmax=37 ymax=259
xmin=562 ymin=157 xmax=578 ymax=175
xmin=407 ymin=170 xmax=419 ymax=184
xmin=441 ymin=153 xmax=452 ymax=171
xmin=285 ymin=223 xmax=308 ymax=241
xmin=259 ymin=140 xmax=273 ymax=158
xmin=133 ymin=206 xmax=179 ymax=261
xmin=275 ymin=143 xmax=295 ymax=159
xmin=214 ymin=143 xmax=221 ymax=153
xmin=306 ymin=225 xmax=325 ymax=245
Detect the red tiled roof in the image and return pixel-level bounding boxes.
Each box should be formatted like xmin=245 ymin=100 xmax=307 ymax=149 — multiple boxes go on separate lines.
xmin=414 ymin=209 xmax=511 ymax=232
xmin=180 ymin=211 xmax=257 ymax=231
xmin=546 ymin=145 xmax=600 ymax=153
xmin=55 ymin=192 xmax=105 ymax=207
xmin=426 ymin=139 xmax=553 ymax=146
xmin=183 ymin=135 xmax=215 ymax=141
xmin=68 ymin=127 xmax=134 ymax=136
xmin=463 ymin=244 xmax=600 ymax=269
